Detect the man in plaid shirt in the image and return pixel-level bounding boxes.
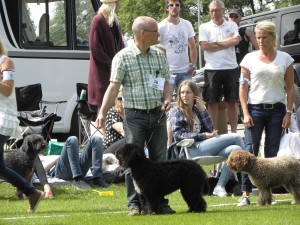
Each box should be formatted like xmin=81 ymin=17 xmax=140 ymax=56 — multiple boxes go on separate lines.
xmin=96 ymin=16 xmax=173 ymax=216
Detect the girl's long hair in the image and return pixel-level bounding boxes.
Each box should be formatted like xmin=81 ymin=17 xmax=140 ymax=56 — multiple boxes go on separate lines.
xmin=176 ymin=80 xmax=200 ymax=130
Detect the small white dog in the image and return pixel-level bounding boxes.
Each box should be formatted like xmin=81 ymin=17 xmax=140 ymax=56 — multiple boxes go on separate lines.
xmin=102 ymin=153 xmax=120 ymax=172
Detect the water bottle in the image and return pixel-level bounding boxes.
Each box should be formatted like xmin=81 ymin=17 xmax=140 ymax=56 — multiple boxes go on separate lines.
xmin=77 ymin=89 xmax=86 ymax=110
xmin=210 ymin=169 xmax=216 ymax=178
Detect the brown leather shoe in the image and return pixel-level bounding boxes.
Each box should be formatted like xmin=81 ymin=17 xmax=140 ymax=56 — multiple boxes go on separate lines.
xmin=128 ymin=207 xmax=140 ymax=216
xmin=28 ymin=190 xmax=43 ymax=213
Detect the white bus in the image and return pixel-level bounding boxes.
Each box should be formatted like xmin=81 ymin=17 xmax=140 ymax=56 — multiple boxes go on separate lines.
xmin=0 ymin=0 xmax=100 ymax=138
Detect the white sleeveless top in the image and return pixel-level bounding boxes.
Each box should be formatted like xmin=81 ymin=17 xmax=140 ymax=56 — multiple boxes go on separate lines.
xmin=0 ymin=55 xmax=22 ymax=139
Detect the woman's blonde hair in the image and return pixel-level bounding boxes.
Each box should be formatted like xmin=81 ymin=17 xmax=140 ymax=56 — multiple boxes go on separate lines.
xmin=98 ymin=2 xmax=118 ymax=27
xmin=176 ymin=80 xmax=200 ymax=130
xmin=0 ymin=39 xmax=7 ymax=55
xmin=255 ymin=20 xmax=277 ymax=47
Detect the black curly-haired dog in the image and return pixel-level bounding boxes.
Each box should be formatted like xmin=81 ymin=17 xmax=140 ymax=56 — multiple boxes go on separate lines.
xmin=4 ymin=134 xmax=48 ymax=199
xmin=116 ymin=143 xmax=209 ymax=214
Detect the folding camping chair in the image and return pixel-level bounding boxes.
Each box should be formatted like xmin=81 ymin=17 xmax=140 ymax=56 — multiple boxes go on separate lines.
xmin=76 ymin=83 xmax=103 ymax=146
xmin=10 ymin=83 xmax=66 ymax=148
xmin=176 ymin=139 xmax=225 ymax=164
xmin=175 ymin=139 xmax=238 ymax=180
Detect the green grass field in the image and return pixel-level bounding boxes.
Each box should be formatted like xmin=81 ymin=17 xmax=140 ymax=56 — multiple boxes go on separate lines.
xmin=0 ymin=181 xmax=299 ymax=225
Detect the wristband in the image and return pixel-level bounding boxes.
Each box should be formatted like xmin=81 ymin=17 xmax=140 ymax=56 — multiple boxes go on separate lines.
xmin=2 ymin=70 xmax=15 ymax=81
xmin=286 ymin=109 xmax=292 ymax=114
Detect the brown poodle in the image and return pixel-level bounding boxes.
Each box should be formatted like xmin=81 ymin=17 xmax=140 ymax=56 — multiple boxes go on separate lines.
xmin=227 ymin=150 xmax=300 ymax=205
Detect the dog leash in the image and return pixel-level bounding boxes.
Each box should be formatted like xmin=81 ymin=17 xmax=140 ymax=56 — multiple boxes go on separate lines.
xmin=145 ymin=111 xmax=165 ymax=148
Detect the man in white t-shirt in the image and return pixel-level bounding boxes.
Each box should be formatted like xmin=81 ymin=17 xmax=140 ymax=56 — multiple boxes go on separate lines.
xmin=199 ymin=0 xmax=240 ymax=133
xmin=158 ymin=0 xmax=197 ymax=94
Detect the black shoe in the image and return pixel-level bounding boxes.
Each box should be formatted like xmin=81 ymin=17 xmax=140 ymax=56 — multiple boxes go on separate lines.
xmin=157 ymin=204 xmax=176 ymax=214
xmin=93 ymin=177 xmax=109 ymax=188
xmin=28 ymin=190 xmax=43 ymax=213
xmin=72 ymin=180 xmax=91 ymax=190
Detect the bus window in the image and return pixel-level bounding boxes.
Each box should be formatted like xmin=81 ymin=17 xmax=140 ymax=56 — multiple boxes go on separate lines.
xmin=21 ymin=0 xmax=67 ymax=48
xmin=282 ymin=13 xmax=300 ymax=46
xmin=75 ymin=0 xmax=95 ymax=48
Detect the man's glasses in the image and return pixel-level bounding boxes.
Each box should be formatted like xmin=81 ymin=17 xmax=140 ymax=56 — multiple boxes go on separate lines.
xmin=229 ymin=14 xmax=239 ymax=19
xmin=143 ymin=30 xmax=158 ymax=33
xmin=209 ymin=9 xmax=223 ymax=13
xmin=168 ymin=3 xmax=181 ymax=8
xmin=117 ymin=97 xmax=123 ymax=101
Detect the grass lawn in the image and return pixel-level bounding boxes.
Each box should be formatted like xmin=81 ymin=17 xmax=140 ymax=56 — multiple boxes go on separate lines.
xmin=0 ymin=180 xmax=299 ymax=225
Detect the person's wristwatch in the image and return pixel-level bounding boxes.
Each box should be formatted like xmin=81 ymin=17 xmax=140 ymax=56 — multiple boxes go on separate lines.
xmin=286 ymin=109 xmax=292 ymax=114
xmin=189 ymin=63 xmax=197 ymax=69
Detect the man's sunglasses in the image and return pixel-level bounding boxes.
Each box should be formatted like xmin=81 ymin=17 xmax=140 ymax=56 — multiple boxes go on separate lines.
xmin=229 ymin=14 xmax=239 ymax=19
xmin=117 ymin=97 xmax=123 ymax=101
xmin=168 ymin=3 xmax=181 ymax=7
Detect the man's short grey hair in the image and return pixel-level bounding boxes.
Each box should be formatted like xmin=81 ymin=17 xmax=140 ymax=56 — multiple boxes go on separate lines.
xmin=132 ymin=16 xmax=154 ymax=36
xmin=209 ymin=0 xmax=225 ymax=9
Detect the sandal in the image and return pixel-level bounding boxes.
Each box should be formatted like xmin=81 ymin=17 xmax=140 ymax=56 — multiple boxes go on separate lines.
xmin=44 ymin=191 xmax=54 ymax=199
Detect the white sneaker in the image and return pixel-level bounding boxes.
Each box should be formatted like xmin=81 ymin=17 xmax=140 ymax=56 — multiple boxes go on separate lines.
xmin=237 ymin=196 xmax=251 ymax=206
xmin=271 ymin=198 xmax=277 ymax=205
xmin=213 ymin=185 xmax=228 ymax=197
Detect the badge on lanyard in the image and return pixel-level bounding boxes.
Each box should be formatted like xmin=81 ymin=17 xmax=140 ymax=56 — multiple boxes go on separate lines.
xmin=149 ymin=74 xmax=165 ymax=91
xmin=148 ymin=70 xmax=165 ymax=91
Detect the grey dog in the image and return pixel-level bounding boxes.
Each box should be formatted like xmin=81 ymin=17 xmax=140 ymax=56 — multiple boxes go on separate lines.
xmin=227 ymin=150 xmax=300 ymax=205
xmin=4 ymin=134 xmax=48 ymax=198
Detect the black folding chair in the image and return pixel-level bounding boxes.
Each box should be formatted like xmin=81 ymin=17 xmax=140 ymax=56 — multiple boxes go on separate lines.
xmin=10 ymin=83 xmax=66 ymax=148
xmin=76 ymin=83 xmax=103 ymax=146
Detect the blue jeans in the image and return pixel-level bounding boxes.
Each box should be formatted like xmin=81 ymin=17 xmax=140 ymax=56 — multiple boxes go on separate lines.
xmin=189 ymin=133 xmax=245 ymax=187
xmin=55 ymin=135 xmax=104 ymax=180
xmin=241 ymin=104 xmax=286 ymax=192
xmin=0 ymin=135 xmax=35 ymax=196
xmin=170 ymin=72 xmax=192 ymax=95
xmin=124 ymin=108 xmax=167 ymax=209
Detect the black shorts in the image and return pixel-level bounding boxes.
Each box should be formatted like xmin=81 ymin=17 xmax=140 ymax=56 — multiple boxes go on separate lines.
xmin=202 ymin=68 xmax=239 ymax=103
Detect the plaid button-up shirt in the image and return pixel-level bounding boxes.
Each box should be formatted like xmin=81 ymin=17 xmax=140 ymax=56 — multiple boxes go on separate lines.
xmin=110 ymin=43 xmax=170 ymax=110
xmin=170 ymin=106 xmax=214 ymax=142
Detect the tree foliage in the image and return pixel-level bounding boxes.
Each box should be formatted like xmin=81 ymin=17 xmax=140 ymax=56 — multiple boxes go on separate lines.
xmin=47 ymin=0 xmax=300 ymax=45
xmin=118 ymin=0 xmax=300 ymax=36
